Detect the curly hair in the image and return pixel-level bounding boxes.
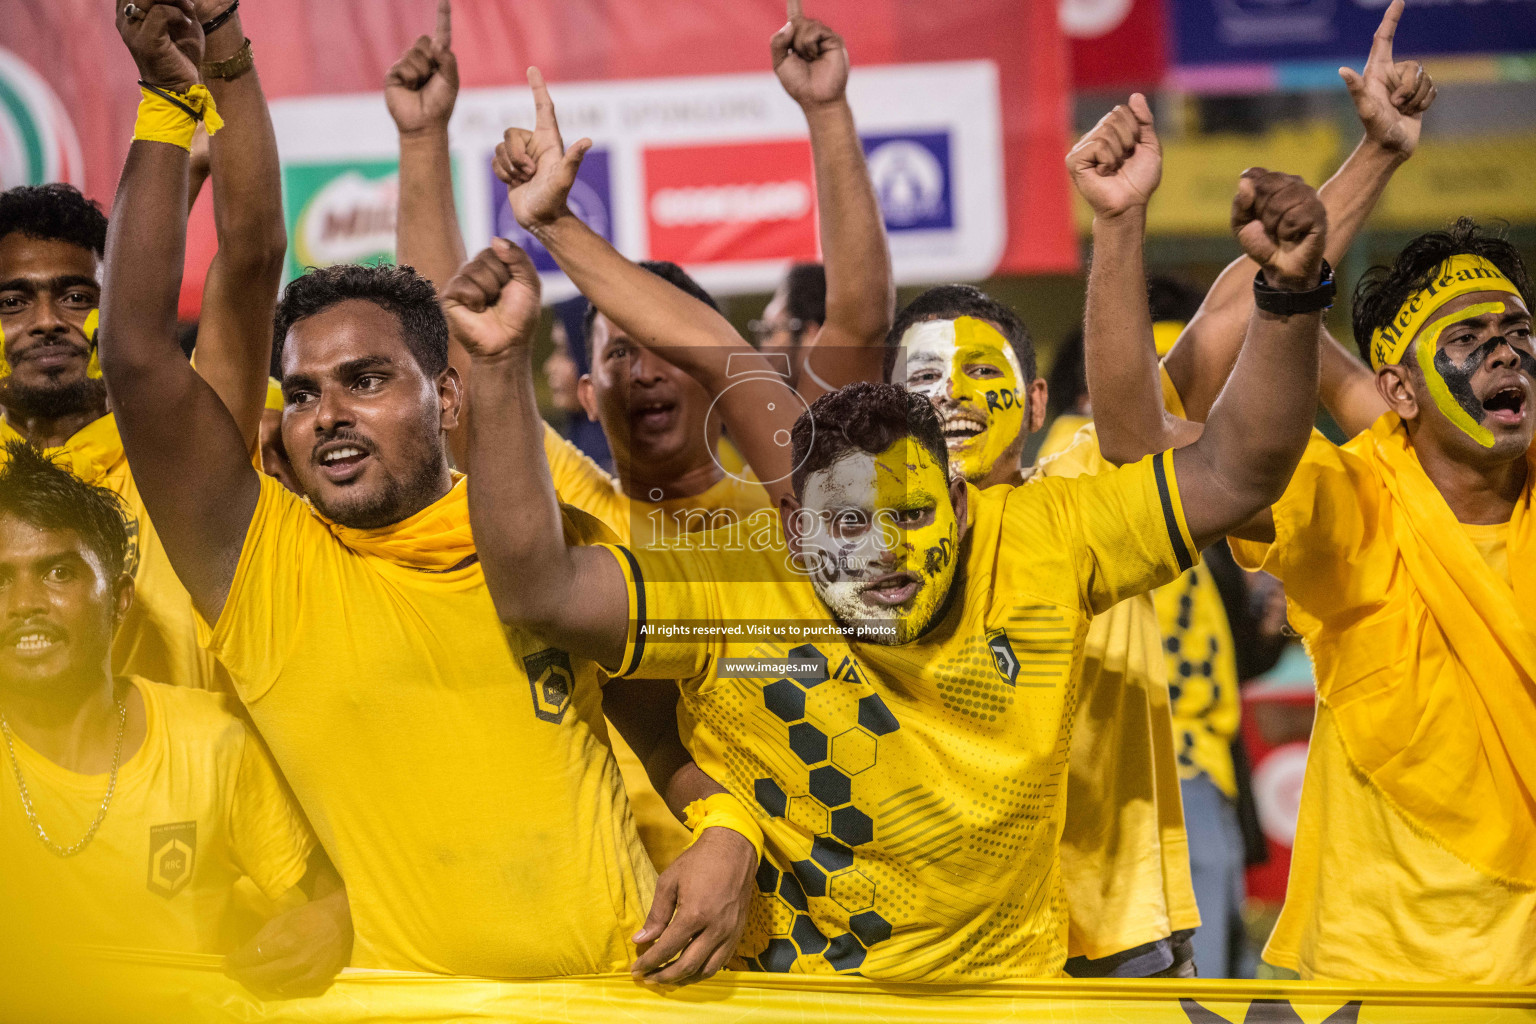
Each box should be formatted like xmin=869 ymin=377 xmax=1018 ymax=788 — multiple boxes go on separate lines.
xmin=790 ymin=381 xmax=949 ymax=498
xmin=883 ymin=284 xmax=1036 ymax=386
xmin=0 ymin=184 xmax=108 ymax=258
xmin=273 ymin=263 xmax=449 ymax=376
xmin=1352 ymin=218 xmax=1532 ymax=364
xmin=0 ymin=440 xmax=130 ymax=580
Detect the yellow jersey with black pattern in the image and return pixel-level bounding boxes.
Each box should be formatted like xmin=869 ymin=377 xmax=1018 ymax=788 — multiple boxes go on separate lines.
xmin=601 ymin=450 xmax=1195 ymax=981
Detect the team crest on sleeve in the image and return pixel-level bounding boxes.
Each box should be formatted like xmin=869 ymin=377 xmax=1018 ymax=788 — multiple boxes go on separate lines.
xmin=147 ymin=821 xmax=196 ymax=898
xmin=986 ymin=629 xmax=1019 ymax=685
xmin=524 ymin=648 xmax=574 ymax=724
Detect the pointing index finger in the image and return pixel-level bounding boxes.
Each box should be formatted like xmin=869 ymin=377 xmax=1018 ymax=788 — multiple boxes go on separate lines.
xmin=787 ymin=0 xmax=803 ymax=20
xmin=527 ymin=67 xmax=563 ymax=143
xmin=435 ymin=0 xmax=452 ymax=49
xmin=1368 ymin=0 xmax=1403 ymax=67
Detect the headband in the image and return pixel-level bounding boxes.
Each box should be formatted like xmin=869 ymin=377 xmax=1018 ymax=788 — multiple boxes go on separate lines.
xmin=1368 ymin=254 xmax=1521 ymax=371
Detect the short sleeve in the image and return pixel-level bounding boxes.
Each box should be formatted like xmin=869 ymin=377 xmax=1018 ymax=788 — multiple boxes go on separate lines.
xmin=599 ymin=543 xmax=724 ymax=683
xmin=228 ymin=728 xmax=316 ymax=901
xmin=196 ymin=474 xmax=317 ymax=704
xmin=545 ymin=423 xmax=623 ymax=531
xmin=1228 ymin=432 xmax=1379 ymax=623
xmin=1025 ymin=449 xmax=1198 ymax=616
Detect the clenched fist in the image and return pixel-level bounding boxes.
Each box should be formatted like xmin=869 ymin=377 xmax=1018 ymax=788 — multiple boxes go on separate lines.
xmin=117 ymin=0 xmax=204 ymax=94
xmin=770 ymin=1 xmax=849 ymax=109
xmin=440 ymin=239 xmax=543 ymax=360
xmin=1066 ymin=93 xmax=1161 ymax=219
xmin=385 ymin=0 xmax=459 ymax=137
xmin=1231 ymin=169 xmax=1327 ymax=293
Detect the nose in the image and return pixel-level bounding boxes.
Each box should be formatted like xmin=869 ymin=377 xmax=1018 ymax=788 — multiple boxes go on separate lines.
xmin=630 ymin=349 xmax=667 ymax=385
xmin=28 ymin=294 xmax=70 ymax=340
xmin=312 ymin=384 xmax=354 ymax=433
xmin=1486 ymin=335 xmax=1521 ymax=370
xmin=2 ymin=575 xmax=48 ymax=624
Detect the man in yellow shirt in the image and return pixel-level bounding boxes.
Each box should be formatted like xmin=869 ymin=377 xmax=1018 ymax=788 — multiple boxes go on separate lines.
xmin=444 ymin=78 xmax=1330 ymax=975
xmin=0 ymin=440 xmax=349 ymax=1000
xmin=94 ymin=10 xmax=757 ymax=986
xmin=0 ymin=0 xmax=287 ymax=693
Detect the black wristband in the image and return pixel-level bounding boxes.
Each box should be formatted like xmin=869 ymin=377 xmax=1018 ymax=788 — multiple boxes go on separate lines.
xmin=201 ymin=0 xmax=239 ymax=35
xmin=1253 ymin=259 xmax=1335 ymax=316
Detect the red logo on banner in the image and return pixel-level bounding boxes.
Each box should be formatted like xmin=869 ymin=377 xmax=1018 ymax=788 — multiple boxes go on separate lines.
xmin=644 ymin=141 xmax=818 ymax=265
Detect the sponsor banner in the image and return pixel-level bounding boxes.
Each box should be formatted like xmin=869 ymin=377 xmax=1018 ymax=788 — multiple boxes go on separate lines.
xmin=1173 ymin=0 xmax=1536 ymax=68
xmin=1061 ymin=0 xmax=1170 ymax=90
xmin=271 ymin=62 xmax=1007 ymax=298
xmin=20 ymin=950 xmax=1536 ymax=1022
xmin=282 ymin=159 xmax=403 ymax=280
xmin=0 ymin=48 xmax=85 ymax=190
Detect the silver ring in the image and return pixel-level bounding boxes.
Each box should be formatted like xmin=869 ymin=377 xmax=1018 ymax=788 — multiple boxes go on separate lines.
xmin=123 ymin=3 xmax=143 ymax=21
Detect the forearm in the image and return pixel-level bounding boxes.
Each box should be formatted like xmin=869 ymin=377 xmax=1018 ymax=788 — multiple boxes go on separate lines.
xmin=397 ymin=129 xmax=466 ymax=290
xmin=1181 ymin=304 xmax=1321 ymax=544
xmin=102 ymin=142 xmax=192 ymax=382
xmin=1083 ymin=208 xmax=1183 ymax=463
xmin=198 ymin=16 xmax=285 ymax=447
xmin=664 ymin=761 xmax=729 ymax=822
xmin=799 ymin=100 xmax=893 ymax=398
xmin=1318 ymin=138 xmax=1404 ymax=267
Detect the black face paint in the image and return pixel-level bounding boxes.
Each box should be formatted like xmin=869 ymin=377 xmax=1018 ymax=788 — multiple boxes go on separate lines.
xmin=1432 ymin=335 xmax=1536 ymax=424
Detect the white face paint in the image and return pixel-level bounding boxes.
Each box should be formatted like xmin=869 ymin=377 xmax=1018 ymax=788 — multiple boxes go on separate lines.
xmin=898 ymin=317 xmax=1026 ymax=482
xmin=793 ymin=439 xmax=960 ymax=645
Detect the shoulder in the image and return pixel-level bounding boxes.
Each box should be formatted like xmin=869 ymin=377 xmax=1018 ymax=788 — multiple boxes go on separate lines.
xmin=132 ymin=678 xmax=248 ymax=754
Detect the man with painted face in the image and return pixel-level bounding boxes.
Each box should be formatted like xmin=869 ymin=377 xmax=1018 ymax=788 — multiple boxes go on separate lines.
xmin=0 ymin=441 xmax=350 ymax=1000
xmin=0 ymin=0 xmax=285 ymax=694
xmin=451 ymin=79 xmax=1331 ymax=976
xmin=96 ymin=3 xmax=757 ymax=986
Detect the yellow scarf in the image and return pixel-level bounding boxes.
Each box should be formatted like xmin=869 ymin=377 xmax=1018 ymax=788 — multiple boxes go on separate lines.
xmin=0 ymin=413 xmax=125 ymax=485
xmin=317 ymin=473 xmax=477 ymax=572
xmin=1328 ymin=414 xmax=1536 ymax=885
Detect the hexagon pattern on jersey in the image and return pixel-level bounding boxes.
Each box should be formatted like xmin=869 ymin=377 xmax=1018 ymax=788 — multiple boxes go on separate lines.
xmin=746 ymin=643 xmax=897 ymax=973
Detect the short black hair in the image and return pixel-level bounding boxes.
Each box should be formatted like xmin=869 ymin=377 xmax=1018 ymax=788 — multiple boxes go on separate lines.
xmin=783 ymin=262 xmax=826 ymax=327
xmin=0 ymin=183 xmax=108 ymax=258
xmin=1352 ymin=218 xmax=1532 ymax=364
xmin=582 ymin=260 xmax=719 ymax=360
xmin=273 ymin=263 xmax=449 ymax=377
xmin=0 ymin=440 xmax=130 ymax=580
xmin=883 ymin=284 xmax=1036 ymax=386
xmin=790 ymin=381 xmax=949 ymax=498
xmin=1147 ymin=275 xmax=1204 ymax=325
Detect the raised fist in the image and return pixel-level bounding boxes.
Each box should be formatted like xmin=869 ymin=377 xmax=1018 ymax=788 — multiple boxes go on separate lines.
xmin=1231 ymin=169 xmax=1328 ymax=292
xmin=385 ymin=0 xmax=459 ymax=137
xmin=1066 ymin=93 xmax=1162 ymax=219
xmin=440 ymin=239 xmax=543 ymax=361
xmin=1339 ymin=0 xmax=1436 ymax=158
xmin=492 ymin=69 xmax=591 ymax=233
xmin=117 ymin=0 xmax=203 ymax=93
xmin=770 ymin=1 xmax=849 ymax=109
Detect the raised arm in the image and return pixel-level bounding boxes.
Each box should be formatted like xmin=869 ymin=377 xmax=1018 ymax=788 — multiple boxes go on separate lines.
xmin=1172 ymin=170 xmax=1328 ymax=549
xmin=1162 ymin=0 xmax=1431 ymax=427
xmin=771 ymin=2 xmax=894 ymax=402
xmin=1067 ymin=94 xmax=1202 ymax=465
xmin=497 ymin=72 xmax=801 ymax=501
xmin=187 ymin=0 xmax=287 ymax=450
xmin=444 ymin=240 xmax=630 ymax=667
xmin=100 ymin=1 xmax=259 ymax=623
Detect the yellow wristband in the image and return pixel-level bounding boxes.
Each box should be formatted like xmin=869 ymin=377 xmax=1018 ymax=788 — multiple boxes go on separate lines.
xmin=132 ymin=84 xmax=225 ymax=151
xmin=683 ymin=793 xmax=764 ymax=863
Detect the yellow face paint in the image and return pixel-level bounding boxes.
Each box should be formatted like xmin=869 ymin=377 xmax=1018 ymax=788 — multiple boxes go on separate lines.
xmin=900 ymin=316 xmax=1025 ymax=483
xmin=0 ymin=308 xmax=100 ymax=381
xmin=1414 ymin=301 xmax=1507 ymax=449
xmin=797 ymin=437 xmax=960 ymax=645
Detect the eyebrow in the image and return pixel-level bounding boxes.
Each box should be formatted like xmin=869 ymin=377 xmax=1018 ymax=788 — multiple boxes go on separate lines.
xmin=0 ymin=275 xmax=100 ymax=293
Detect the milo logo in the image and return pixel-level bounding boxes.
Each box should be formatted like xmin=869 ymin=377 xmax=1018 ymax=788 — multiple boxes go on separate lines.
xmin=0 ymin=49 xmax=85 ymax=189
xmin=282 ymin=160 xmax=402 ymax=280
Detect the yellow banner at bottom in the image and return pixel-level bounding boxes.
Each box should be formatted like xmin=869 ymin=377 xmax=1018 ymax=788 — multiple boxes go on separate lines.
xmin=6 ymin=950 xmax=1535 ymax=1024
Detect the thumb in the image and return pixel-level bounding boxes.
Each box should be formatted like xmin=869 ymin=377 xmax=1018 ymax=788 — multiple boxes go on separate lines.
xmin=770 ymin=22 xmax=794 ymax=65
xmin=634 ymin=870 xmax=680 ymax=944
xmin=1338 ymin=67 xmax=1363 ymax=96
xmin=562 ymin=137 xmax=592 ymax=175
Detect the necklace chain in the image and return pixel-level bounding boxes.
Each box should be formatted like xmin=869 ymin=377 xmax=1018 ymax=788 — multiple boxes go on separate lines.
xmin=1 ymin=695 xmax=128 ymax=857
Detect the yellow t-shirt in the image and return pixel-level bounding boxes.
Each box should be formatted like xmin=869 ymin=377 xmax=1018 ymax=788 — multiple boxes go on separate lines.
xmin=1155 ymin=564 xmax=1241 ymax=797
xmin=544 ymin=423 xmax=776 ymax=869
xmin=1231 ymin=432 xmax=1536 ymax=982
xmin=1461 ymin=521 xmax=1512 ymax=588
xmin=603 ymin=450 xmax=1194 ymax=981
xmin=0 ymin=678 xmax=313 ymax=954
xmin=0 ymin=415 xmax=220 ymax=692
xmin=1033 ymin=428 xmax=1200 ymax=960
xmin=200 ymin=474 xmax=655 ymax=976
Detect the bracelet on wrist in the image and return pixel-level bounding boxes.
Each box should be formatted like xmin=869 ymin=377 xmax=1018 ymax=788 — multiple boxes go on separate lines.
xmin=201 ymin=39 xmax=254 ymax=81
xmin=1253 ymin=258 xmax=1335 ymax=316
xmin=201 ymin=0 xmax=239 ymax=35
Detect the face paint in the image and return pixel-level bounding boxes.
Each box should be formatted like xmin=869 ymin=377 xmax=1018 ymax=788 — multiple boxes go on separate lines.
xmin=1413 ymin=301 xmax=1534 ymax=449
xmin=797 ymin=437 xmax=960 ymax=645
xmin=900 ymin=317 xmax=1024 ymax=483
xmin=0 ymin=308 xmax=100 ymax=382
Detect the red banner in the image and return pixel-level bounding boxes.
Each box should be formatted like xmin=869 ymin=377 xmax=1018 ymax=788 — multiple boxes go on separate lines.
xmin=1062 ymin=0 xmax=1169 ymax=91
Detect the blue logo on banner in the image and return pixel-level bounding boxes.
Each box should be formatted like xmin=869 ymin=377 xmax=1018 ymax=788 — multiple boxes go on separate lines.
xmin=491 ymin=149 xmax=612 ymax=273
xmin=861 ymin=132 xmax=953 ymax=233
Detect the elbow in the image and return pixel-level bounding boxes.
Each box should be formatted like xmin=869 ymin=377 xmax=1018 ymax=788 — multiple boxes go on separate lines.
xmin=1098 ymin=434 xmax=1161 ymax=468
xmin=217 ymin=223 xmax=288 ymax=284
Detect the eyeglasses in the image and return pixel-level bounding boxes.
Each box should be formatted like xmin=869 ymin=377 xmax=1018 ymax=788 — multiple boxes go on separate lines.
xmin=747 ymin=317 xmax=805 ymax=344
